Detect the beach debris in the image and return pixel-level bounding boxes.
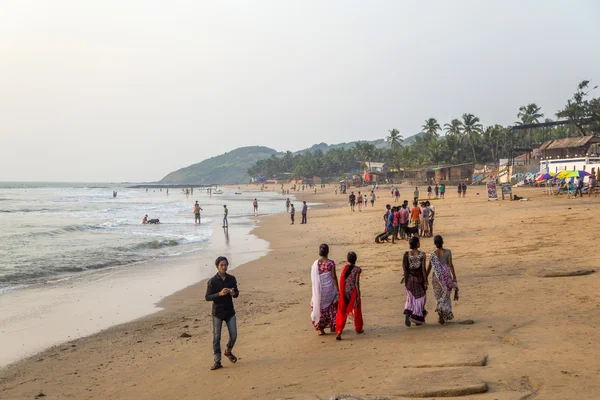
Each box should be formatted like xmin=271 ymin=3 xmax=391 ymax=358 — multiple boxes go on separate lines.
xmin=403 ymin=355 xmax=488 ymax=368
xmin=183 ymin=325 xmax=189 ymax=328
xmin=180 ymin=332 xmax=192 ymax=338
xmin=34 ymin=393 xmax=46 ymax=399
xmin=458 ymin=319 xmax=475 ymax=325
xmin=527 ymin=268 xmax=595 ymax=278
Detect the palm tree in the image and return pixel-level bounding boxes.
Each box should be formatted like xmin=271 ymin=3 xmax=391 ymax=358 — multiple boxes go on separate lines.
xmin=516 ymin=103 xmax=544 ymax=146
xmin=422 ymin=118 xmax=441 ymax=140
xmin=444 ymin=119 xmax=462 ymax=136
xmin=461 ymin=113 xmax=483 ymax=163
xmin=386 ymin=129 xmax=403 ymax=148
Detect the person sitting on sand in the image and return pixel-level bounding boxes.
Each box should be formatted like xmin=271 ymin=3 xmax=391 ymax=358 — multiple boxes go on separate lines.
xmin=310 ymin=244 xmax=339 ymax=336
xmin=205 ymin=256 xmax=239 ymax=370
xmin=335 ymin=251 xmax=364 ymax=340
xmin=427 ymin=235 xmax=458 ymax=325
xmin=142 ymin=214 xmax=148 ymax=224
xmin=402 ymin=237 xmax=428 ymax=327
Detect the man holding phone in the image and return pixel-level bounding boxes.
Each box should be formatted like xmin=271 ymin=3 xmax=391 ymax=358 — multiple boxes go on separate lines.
xmin=205 ymin=256 xmax=239 ymax=370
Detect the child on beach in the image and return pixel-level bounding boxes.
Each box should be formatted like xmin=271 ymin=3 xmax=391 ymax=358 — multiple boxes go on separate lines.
xmin=205 ymin=256 xmax=239 ymax=370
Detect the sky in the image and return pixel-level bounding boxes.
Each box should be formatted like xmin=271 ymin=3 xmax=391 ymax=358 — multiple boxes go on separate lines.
xmin=1 ymin=0 xmax=599 ymax=182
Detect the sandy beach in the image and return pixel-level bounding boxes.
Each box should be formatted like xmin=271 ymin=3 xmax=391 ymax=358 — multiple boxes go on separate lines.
xmin=1 ymin=184 xmax=599 ymax=399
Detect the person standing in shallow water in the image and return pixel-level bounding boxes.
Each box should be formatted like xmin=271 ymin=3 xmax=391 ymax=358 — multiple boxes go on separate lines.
xmin=427 ymin=235 xmax=458 ymax=325
xmin=402 ymin=237 xmax=428 ymax=326
xmin=335 ymin=252 xmax=364 ymax=340
xmin=310 ymin=244 xmax=339 ymax=336
xmin=205 ymin=256 xmax=239 ymax=370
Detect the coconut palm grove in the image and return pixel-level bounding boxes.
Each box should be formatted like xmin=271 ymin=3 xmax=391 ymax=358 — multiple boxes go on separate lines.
xmin=247 ymin=80 xmax=600 ymax=181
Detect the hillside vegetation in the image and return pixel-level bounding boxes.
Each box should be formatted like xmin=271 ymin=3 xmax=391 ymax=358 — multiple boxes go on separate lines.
xmin=159 ymin=146 xmax=278 ymax=184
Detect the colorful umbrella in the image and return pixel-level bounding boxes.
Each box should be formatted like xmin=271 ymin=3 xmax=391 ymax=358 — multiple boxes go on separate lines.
xmin=536 ymin=173 xmax=555 ymax=182
xmin=557 ymin=170 xmax=592 ymax=179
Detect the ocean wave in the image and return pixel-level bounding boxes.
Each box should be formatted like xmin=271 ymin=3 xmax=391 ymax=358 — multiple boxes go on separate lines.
xmin=0 ymin=208 xmax=53 ymax=213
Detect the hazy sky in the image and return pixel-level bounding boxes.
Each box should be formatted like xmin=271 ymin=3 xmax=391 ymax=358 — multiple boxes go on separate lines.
xmin=1 ymin=1 xmax=599 ymax=182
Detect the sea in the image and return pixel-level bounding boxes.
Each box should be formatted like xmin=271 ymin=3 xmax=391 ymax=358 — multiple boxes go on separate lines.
xmin=0 ymin=182 xmax=286 ymax=295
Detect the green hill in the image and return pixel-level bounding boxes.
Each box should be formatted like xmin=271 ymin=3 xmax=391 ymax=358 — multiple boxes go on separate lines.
xmin=158 ymin=133 xmax=422 ymax=184
xmin=159 ymin=146 xmax=278 ymax=184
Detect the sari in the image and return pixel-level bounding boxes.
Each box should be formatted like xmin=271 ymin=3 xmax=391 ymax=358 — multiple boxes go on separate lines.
xmin=335 ymin=264 xmax=363 ymax=335
xmin=403 ymin=251 xmax=427 ymax=324
xmin=430 ymin=250 xmax=458 ymax=322
xmin=310 ymin=259 xmax=338 ymax=330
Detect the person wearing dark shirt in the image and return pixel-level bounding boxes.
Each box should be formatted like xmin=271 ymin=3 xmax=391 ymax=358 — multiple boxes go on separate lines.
xmin=205 ymin=256 xmax=239 ymax=370
xmin=301 ymin=201 xmax=308 ymax=224
xmin=349 ymin=192 xmax=356 ymax=212
xmin=290 ymin=203 xmax=295 ymax=224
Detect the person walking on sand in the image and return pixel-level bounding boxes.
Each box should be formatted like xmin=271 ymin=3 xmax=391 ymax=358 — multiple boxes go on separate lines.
xmin=413 ymin=187 xmax=420 ymax=203
xmin=394 ymin=188 xmax=400 ymax=203
xmin=440 ymin=183 xmax=445 ymax=199
xmin=364 ymin=193 xmax=368 ymax=207
xmin=588 ymin=175 xmax=597 ymax=197
xmin=301 ymin=201 xmax=308 ymax=224
xmin=253 ymin=199 xmax=258 ymax=216
xmin=427 ymin=185 xmax=432 ymax=199
xmin=457 ymin=184 xmax=462 ymax=198
xmin=434 ymin=184 xmax=439 ymax=198
xmin=402 ymin=237 xmax=428 ymax=326
xmin=357 ymin=192 xmax=363 ymax=212
xmin=310 ymin=244 xmax=339 ymax=336
xmin=427 ymin=235 xmax=458 ymax=325
xmin=462 ymin=182 xmax=467 ymax=197
xmin=205 ymin=256 xmax=239 ymax=370
xmin=370 ymin=190 xmax=376 ymax=207
xmin=222 ymin=205 xmax=228 ymax=228
xmin=286 ymin=198 xmax=290 ymax=213
xmin=290 ymin=203 xmax=295 ymax=224
xmin=349 ymin=192 xmax=356 ymax=212
xmin=335 ymin=251 xmax=364 ymax=340
xmin=194 ymin=201 xmax=203 ymax=225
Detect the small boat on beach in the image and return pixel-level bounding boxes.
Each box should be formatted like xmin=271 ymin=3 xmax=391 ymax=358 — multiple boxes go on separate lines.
xmin=235 ymin=192 xmax=242 ymax=195
xmin=212 ymin=190 xmax=224 ymax=195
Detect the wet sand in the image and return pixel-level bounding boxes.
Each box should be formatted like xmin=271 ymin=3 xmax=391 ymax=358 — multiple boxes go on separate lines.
xmin=1 ymin=185 xmax=599 ymax=399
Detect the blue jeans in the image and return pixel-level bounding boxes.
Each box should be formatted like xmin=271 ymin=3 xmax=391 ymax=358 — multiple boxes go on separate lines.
xmin=212 ymin=315 xmax=237 ymax=362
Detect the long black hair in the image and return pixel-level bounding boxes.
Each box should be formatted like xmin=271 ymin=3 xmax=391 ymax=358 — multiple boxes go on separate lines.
xmin=345 ymin=251 xmax=357 ymax=278
xmin=319 ymin=243 xmax=329 ymax=258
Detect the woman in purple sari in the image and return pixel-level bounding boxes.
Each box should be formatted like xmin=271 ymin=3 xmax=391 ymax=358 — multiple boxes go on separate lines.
xmin=402 ymin=236 xmax=428 ymax=326
xmin=427 ymin=235 xmax=458 ymax=324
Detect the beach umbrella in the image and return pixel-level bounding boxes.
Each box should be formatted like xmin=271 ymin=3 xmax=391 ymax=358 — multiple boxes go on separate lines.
xmin=535 ymin=173 xmax=555 ymax=182
xmin=557 ymin=170 xmax=591 ymax=179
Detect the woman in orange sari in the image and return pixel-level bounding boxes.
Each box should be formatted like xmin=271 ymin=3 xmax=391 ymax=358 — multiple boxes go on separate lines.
xmin=335 ymin=252 xmax=364 ymax=340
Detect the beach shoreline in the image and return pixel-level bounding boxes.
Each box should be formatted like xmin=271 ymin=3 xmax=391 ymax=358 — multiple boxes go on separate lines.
xmin=0 ymin=208 xmax=271 ymax=368
xmin=1 ymin=184 xmax=599 ymax=399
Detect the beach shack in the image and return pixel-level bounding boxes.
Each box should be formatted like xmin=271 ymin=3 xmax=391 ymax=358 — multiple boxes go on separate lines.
xmin=539 ymin=136 xmax=600 ymax=174
xmin=431 ymin=163 xmax=475 ymax=184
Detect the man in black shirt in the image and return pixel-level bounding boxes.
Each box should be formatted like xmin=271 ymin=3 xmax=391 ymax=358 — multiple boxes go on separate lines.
xmin=205 ymin=256 xmax=239 ymax=370
xmin=349 ymin=192 xmax=356 ymax=212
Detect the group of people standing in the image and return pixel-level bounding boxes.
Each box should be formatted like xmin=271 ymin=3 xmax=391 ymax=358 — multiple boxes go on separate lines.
xmin=285 ymin=198 xmax=308 ymax=224
xmin=348 ymin=190 xmax=376 ymax=211
xmin=376 ymin=200 xmax=436 ymax=243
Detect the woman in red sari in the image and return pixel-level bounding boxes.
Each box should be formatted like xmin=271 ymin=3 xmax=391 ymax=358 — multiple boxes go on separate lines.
xmin=335 ymin=252 xmax=364 ymax=340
